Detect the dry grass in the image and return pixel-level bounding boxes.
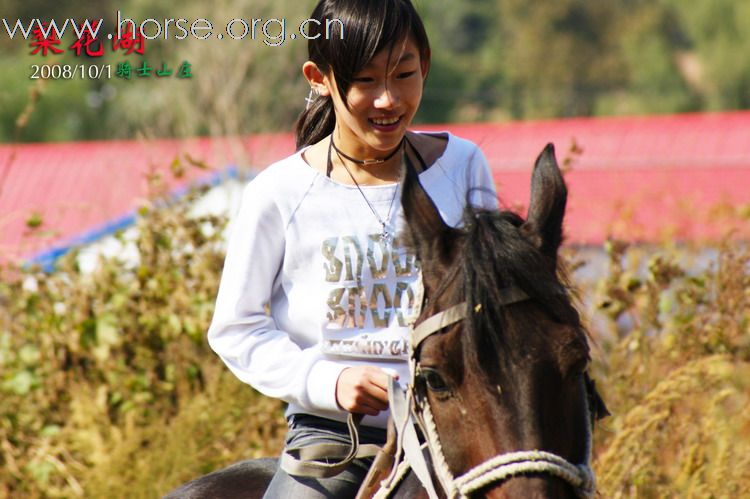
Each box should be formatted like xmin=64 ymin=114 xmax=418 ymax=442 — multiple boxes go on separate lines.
xmin=80 ymin=365 xmax=285 ymax=499
xmin=586 ymin=240 xmax=750 ymax=498
xmin=595 ymin=355 xmax=750 ymax=498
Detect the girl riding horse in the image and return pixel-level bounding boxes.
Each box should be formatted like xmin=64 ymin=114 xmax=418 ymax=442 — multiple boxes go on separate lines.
xmin=206 ymin=0 xmax=497 ymax=497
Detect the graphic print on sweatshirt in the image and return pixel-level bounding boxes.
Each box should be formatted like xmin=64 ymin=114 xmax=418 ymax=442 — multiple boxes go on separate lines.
xmin=320 ymin=232 xmax=421 ymax=359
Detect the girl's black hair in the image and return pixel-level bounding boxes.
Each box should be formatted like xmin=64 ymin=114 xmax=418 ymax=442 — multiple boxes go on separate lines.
xmin=295 ymin=0 xmax=431 ymax=150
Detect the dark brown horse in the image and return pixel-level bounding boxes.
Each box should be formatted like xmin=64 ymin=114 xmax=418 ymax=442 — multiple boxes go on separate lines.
xmin=164 ymin=144 xmax=607 ymax=498
xmin=379 ymin=143 xmax=609 ymax=498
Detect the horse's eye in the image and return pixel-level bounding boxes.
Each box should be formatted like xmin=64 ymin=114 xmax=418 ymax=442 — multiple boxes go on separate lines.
xmin=420 ymin=368 xmax=450 ymax=393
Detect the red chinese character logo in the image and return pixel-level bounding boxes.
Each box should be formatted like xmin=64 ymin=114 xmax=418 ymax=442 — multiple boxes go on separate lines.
xmin=112 ymin=27 xmax=146 ymax=55
xmin=69 ymin=20 xmax=104 ymax=57
xmin=30 ymin=22 xmax=64 ymax=56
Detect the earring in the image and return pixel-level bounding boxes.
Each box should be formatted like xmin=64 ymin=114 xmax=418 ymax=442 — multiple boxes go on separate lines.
xmin=305 ymin=87 xmax=320 ymax=110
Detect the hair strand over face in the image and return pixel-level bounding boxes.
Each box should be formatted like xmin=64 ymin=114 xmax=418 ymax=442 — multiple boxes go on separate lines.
xmin=295 ymin=0 xmax=431 ymax=149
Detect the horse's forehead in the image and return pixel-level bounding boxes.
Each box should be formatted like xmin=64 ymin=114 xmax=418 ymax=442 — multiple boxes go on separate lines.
xmin=505 ymin=316 xmax=590 ymax=371
xmin=418 ymin=317 xmax=581 ymax=372
xmin=454 ymin=306 xmax=589 ymax=381
xmin=418 ymin=323 xmax=464 ymax=364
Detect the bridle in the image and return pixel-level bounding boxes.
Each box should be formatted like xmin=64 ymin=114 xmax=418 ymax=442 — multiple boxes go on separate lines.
xmin=394 ymin=287 xmax=597 ymax=499
xmin=279 ymin=286 xmax=597 ymax=498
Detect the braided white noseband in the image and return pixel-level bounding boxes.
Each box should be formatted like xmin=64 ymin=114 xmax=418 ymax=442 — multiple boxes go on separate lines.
xmin=417 ymin=395 xmax=595 ymax=498
xmin=404 ymin=294 xmax=596 ymax=499
xmin=452 ymin=450 xmax=595 ymax=496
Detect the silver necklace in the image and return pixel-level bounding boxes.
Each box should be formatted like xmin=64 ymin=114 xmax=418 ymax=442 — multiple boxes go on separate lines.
xmin=329 ymin=138 xmax=402 ymax=245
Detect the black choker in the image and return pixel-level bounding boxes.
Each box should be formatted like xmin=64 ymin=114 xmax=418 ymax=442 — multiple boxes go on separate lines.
xmin=330 ymin=137 xmax=405 ymax=166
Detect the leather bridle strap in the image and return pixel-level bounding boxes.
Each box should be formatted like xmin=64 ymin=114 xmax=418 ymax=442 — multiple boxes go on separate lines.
xmin=411 ymin=303 xmax=467 ymax=353
xmin=411 ymin=287 xmax=529 ymax=352
xmin=385 ymin=376 xmax=440 ymax=499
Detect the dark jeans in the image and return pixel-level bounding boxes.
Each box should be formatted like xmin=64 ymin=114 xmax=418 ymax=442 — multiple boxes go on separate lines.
xmin=263 ymin=414 xmax=387 ymax=499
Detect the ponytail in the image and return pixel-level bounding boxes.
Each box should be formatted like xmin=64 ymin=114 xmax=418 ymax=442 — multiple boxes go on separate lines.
xmin=295 ymin=95 xmax=336 ymax=150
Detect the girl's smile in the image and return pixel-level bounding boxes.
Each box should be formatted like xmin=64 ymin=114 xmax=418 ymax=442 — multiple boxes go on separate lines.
xmin=319 ymin=36 xmax=428 ymax=160
xmin=369 ymin=115 xmax=403 ymax=133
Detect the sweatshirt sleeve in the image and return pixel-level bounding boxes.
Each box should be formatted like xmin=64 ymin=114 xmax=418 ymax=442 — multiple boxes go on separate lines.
xmin=207 ymin=176 xmax=346 ymax=413
xmin=466 ymin=145 xmax=500 ymax=211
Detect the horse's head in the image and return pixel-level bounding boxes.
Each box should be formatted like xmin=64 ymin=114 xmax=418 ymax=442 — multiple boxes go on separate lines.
xmin=401 ymin=144 xmax=608 ymax=498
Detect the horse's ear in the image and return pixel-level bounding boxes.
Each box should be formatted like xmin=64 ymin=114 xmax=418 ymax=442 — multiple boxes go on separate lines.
xmin=400 ymin=156 xmax=453 ymax=263
xmin=521 ymin=143 xmax=567 ymax=263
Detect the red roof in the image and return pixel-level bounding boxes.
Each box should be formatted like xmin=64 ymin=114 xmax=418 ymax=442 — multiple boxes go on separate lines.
xmin=1 ymin=112 xmax=748 ymax=266
xmin=419 ymin=112 xmax=750 ymax=244
xmin=0 ymin=134 xmax=293 ymax=265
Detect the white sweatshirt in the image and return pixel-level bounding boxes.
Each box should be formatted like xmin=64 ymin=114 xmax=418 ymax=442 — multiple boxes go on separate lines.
xmin=207 ymin=132 xmax=498 ymax=428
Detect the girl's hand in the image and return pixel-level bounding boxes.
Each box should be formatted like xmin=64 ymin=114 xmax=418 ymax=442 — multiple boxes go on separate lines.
xmin=335 ymin=366 xmax=397 ymax=416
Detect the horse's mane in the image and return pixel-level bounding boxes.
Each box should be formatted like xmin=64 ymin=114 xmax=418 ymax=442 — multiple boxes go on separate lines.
xmin=459 ymin=206 xmax=588 ymax=379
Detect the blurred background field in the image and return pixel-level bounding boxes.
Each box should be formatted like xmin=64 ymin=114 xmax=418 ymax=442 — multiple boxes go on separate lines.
xmin=1 ymin=0 xmax=749 ymax=497
xmin=2 ymin=0 xmax=750 ymax=143
xmin=1 ymin=183 xmax=748 ymax=498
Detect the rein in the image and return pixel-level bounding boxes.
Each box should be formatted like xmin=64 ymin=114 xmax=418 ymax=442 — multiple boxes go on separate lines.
xmin=385 ymin=288 xmax=597 ymax=499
